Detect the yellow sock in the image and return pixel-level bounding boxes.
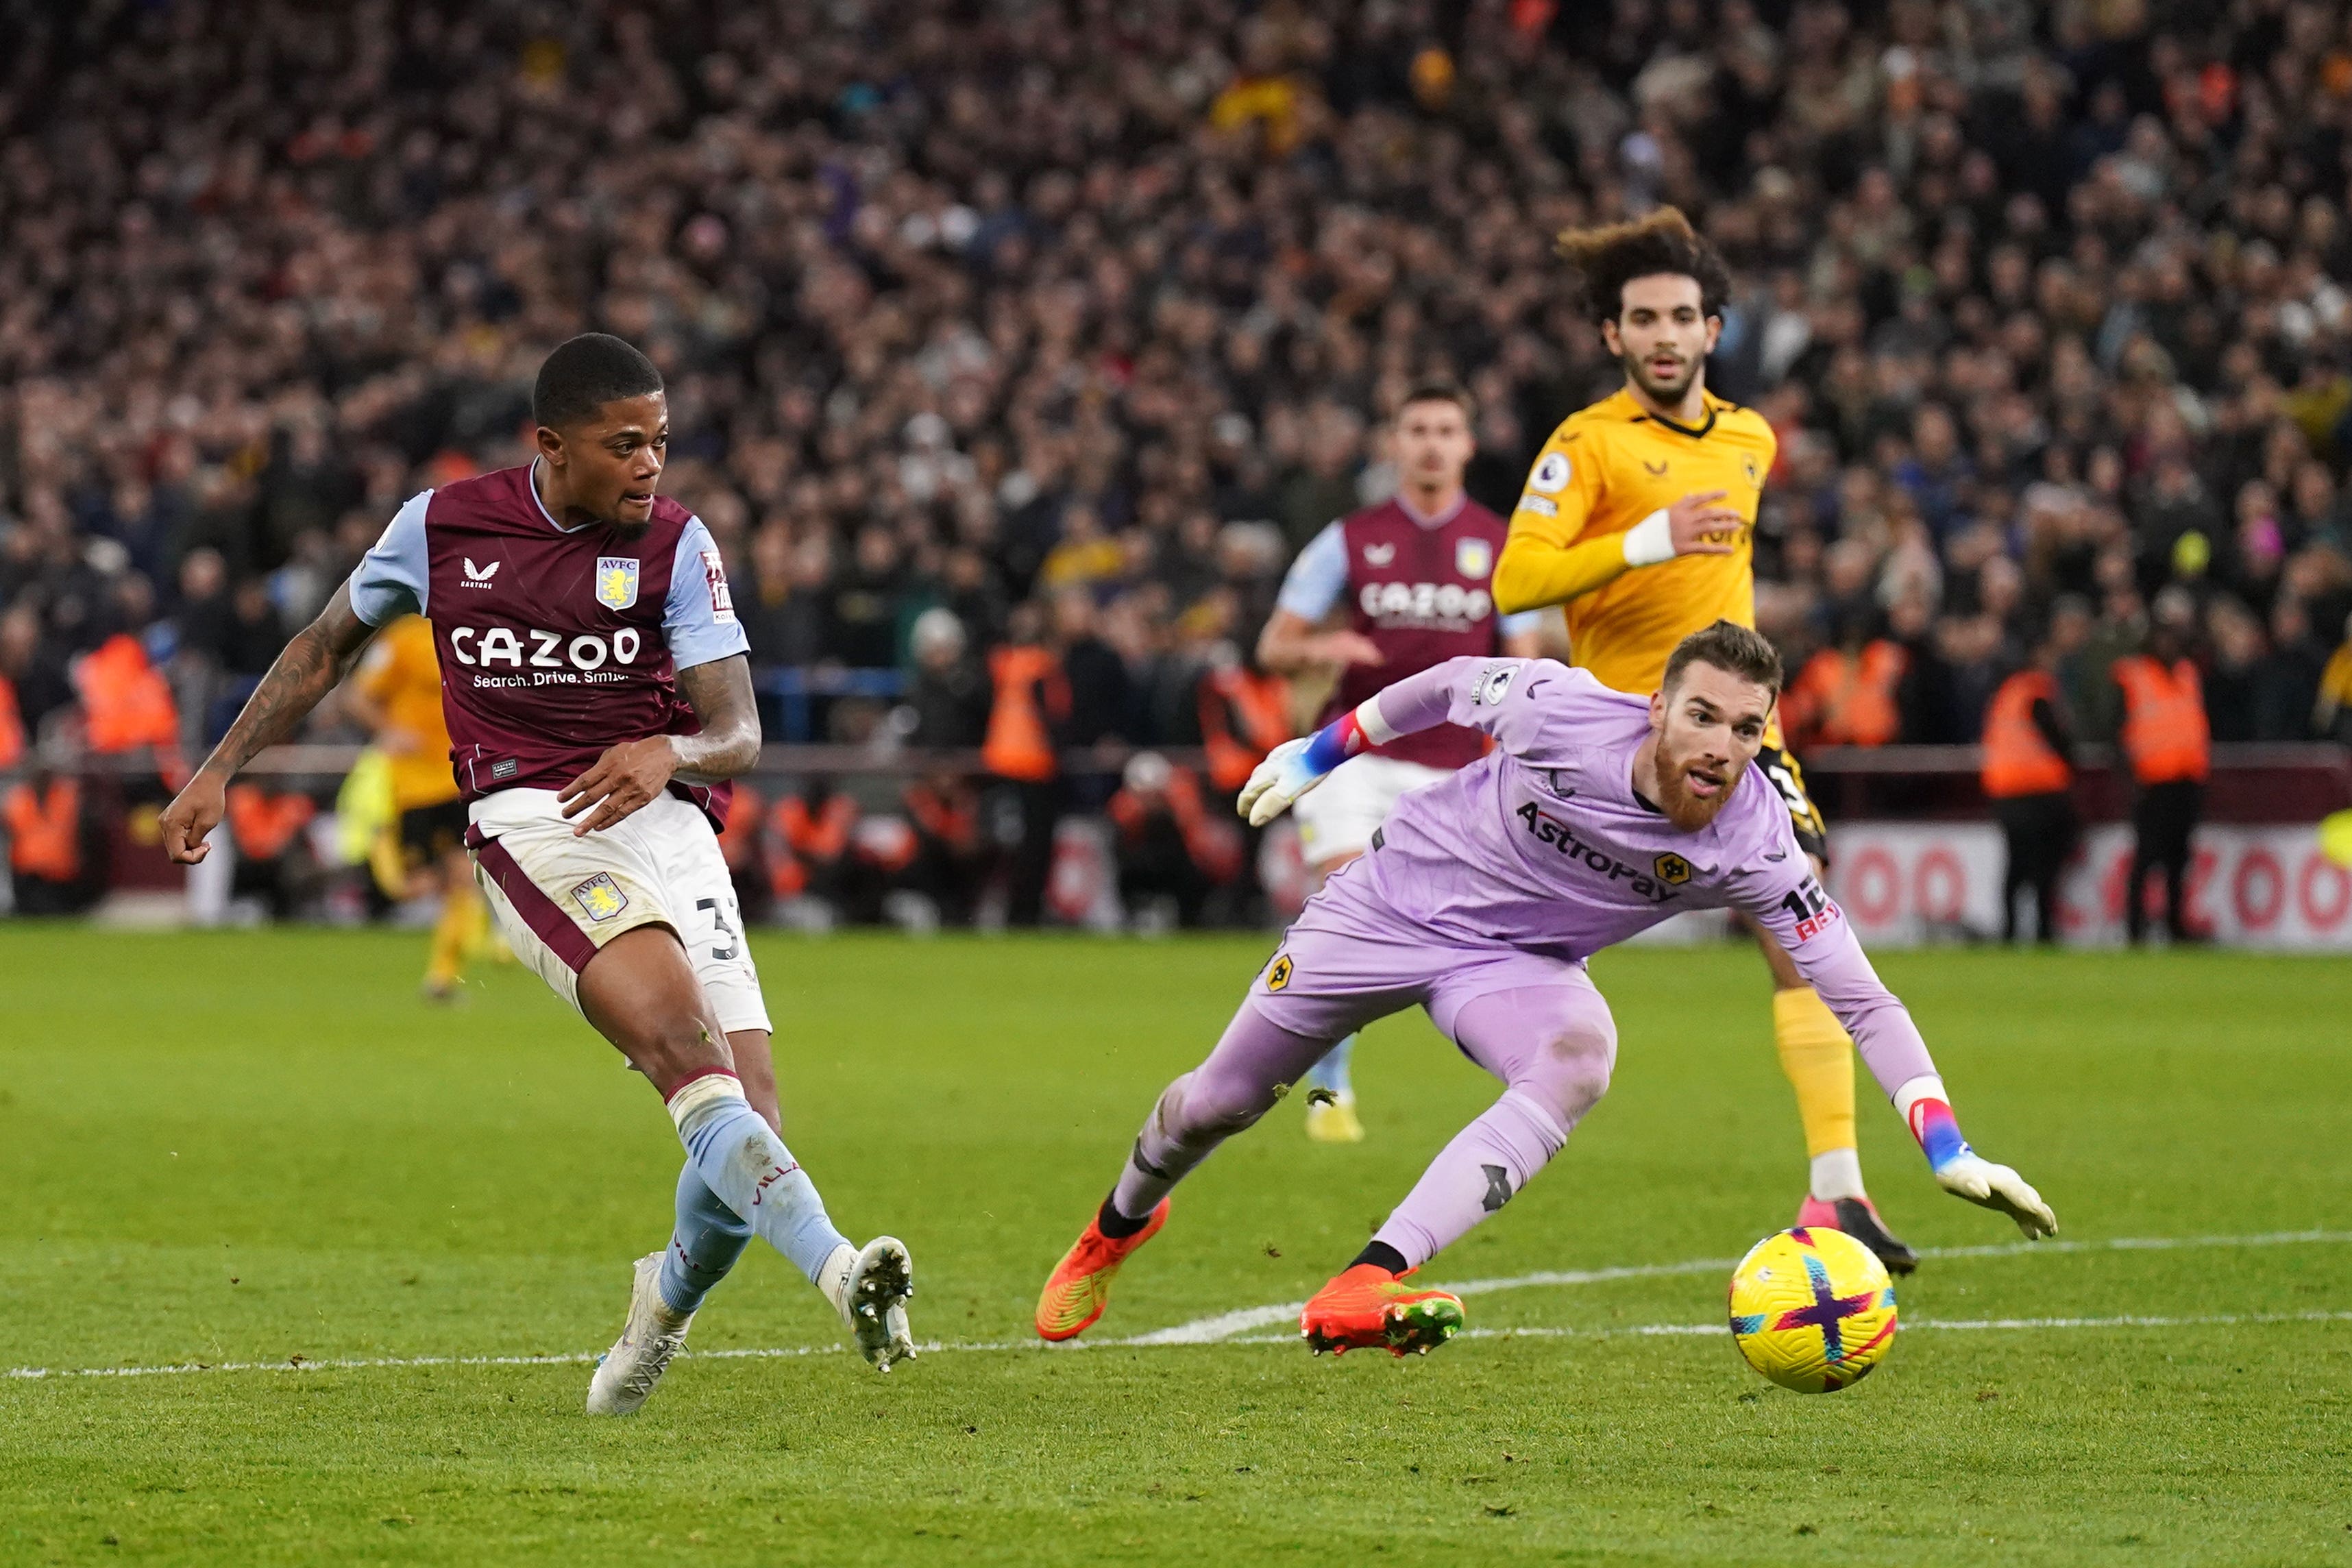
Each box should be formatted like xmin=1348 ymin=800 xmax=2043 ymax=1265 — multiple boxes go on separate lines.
xmin=1772 ymin=985 xmax=1856 ymax=1163
xmin=454 ymin=882 xmax=491 ymax=959
xmin=426 ymin=885 xmax=478 ymax=989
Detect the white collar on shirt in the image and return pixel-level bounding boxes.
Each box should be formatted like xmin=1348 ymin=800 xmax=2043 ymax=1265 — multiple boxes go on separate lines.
xmin=527 ymin=457 xmax=598 ymax=535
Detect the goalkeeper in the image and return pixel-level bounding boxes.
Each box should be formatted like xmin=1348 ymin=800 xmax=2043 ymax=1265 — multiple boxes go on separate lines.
xmin=1035 ymin=624 xmax=2055 ymax=1356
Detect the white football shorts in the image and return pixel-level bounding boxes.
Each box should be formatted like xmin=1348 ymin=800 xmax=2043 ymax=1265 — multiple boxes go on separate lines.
xmin=1290 ymin=752 xmax=1452 ymax=868
xmin=467 ymin=787 xmax=770 ymax=1035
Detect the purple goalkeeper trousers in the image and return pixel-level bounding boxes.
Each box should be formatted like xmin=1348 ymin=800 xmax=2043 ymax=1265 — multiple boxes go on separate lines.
xmin=1112 ymin=861 xmax=1618 ymax=1269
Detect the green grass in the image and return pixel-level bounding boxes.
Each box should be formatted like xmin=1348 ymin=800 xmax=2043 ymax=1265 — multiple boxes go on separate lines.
xmin=2 ymin=927 xmax=2349 ymax=1566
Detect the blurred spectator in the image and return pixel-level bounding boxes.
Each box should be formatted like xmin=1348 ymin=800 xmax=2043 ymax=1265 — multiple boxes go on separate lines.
xmin=829 ymin=525 xmax=911 ymax=669
xmin=1194 ymin=641 xmax=1293 ymax=799
xmin=223 ymin=783 xmax=322 ymax=921
xmin=2258 ymin=598 xmax=2331 ymax=742
xmin=1981 ymin=628 xmax=2077 ymax=945
xmin=4 ymin=765 xmax=101 ymax=915
xmin=981 ymin=602 xmax=1069 ymax=927
xmin=1 ymin=607 xmax=73 ymax=743
xmin=741 ymin=526 xmax=836 ymax=668
xmin=2113 ymin=613 xmax=2212 ymax=946
xmin=1784 ymin=613 xmax=1907 ymax=750
xmin=73 ymin=632 xmax=184 ymax=786
xmin=766 ymin=785 xmax=863 ymax=920
xmin=2319 ymin=612 xmax=2352 ymax=745
xmin=1053 ymin=589 xmax=1137 ymax=747
xmin=2204 ymin=599 xmax=2267 ymax=745
xmin=900 ymin=608 xmax=989 ymax=749
xmin=1038 ymin=506 xmax=1124 ymax=593
xmin=1107 ymin=750 xmax=1241 ymax=929
xmin=900 ymin=771 xmax=988 ymax=924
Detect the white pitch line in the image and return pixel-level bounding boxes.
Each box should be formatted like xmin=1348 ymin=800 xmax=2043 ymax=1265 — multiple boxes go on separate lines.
xmin=8 ymin=1229 xmax=2346 ymax=1384
xmin=1217 ymin=1309 xmax=2352 ymax=1347
xmin=1134 ymin=1227 xmax=2352 ymax=1346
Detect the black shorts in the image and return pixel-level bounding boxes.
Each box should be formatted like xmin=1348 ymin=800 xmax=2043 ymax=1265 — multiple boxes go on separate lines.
xmin=399 ymin=798 xmax=470 ymax=862
xmin=1757 ymin=742 xmax=1829 ymax=863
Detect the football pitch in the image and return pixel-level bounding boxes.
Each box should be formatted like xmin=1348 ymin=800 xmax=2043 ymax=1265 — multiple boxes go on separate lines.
xmin=3 ymin=928 xmax=2348 ymax=1566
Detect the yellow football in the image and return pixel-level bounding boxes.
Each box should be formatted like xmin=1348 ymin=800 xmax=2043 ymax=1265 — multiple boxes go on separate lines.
xmin=1728 ymin=1227 xmax=1898 ymax=1393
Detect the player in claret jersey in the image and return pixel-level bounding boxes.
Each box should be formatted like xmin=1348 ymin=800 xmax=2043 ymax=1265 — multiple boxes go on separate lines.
xmin=1036 ymin=623 xmax=2055 ymax=1356
xmin=161 ymin=334 xmax=915 ymax=1414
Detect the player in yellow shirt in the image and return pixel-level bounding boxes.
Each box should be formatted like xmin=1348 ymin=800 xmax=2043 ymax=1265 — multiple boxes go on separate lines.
xmin=1491 ymin=207 xmax=1915 ymax=1273
xmin=346 ymin=613 xmax=484 ymax=1001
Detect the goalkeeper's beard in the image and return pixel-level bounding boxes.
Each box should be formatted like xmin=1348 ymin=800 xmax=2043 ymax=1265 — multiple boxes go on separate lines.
xmin=1652 ymin=735 xmax=1738 ymax=833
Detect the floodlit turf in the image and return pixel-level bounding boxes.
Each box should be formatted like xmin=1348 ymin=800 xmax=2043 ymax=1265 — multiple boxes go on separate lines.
xmin=3 ymin=926 xmax=2349 ymax=1566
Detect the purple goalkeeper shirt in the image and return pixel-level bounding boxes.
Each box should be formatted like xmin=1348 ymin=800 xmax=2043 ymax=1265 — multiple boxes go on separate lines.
xmin=1355 ymin=657 xmax=1933 ymax=1092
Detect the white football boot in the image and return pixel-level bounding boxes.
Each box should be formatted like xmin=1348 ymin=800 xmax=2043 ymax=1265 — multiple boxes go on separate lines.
xmin=818 ymin=1236 xmax=916 ymax=1371
xmin=585 ymin=1252 xmax=694 ymax=1416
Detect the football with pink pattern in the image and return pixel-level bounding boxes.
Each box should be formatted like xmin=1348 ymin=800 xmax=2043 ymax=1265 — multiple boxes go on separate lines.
xmin=1729 ymin=1227 xmax=1899 ymax=1393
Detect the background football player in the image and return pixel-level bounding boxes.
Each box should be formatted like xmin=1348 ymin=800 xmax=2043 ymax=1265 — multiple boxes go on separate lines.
xmin=1489 ymin=209 xmax=1915 ymax=1273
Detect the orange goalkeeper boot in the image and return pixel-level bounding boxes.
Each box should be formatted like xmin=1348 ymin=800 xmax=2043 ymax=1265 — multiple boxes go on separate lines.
xmin=1035 ymin=1199 xmax=1170 ymax=1342
xmin=1300 ymin=1263 xmax=1465 ymax=1357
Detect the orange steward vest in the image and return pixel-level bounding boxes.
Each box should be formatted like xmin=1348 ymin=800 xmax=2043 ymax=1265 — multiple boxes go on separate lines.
xmin=2112 ymin=655 xmax=2209 ymax=785
xmin=982 ymin=646 xmax=1067 ymax=783
xmin=5 ymin=779 xmax=81 ymax=881
xmin=1787 ymin=642 xmax=1907 ymax=748
xmin=0 ymin=676 xmax=23 ymax=770
xmin=1198 ymin=666 xmax=1293 ymax=794
xmin=75 ymin=634 xmax=180 ymax=753
xmin=1980 ymin=671 xmax=2072 ymax=798
xmin=225 ymin=785 xmax=318 ymax=860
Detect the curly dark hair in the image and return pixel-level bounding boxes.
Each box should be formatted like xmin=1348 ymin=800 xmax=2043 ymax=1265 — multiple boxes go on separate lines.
xmin=1555 ymin=206 xmax=1732 ymax=325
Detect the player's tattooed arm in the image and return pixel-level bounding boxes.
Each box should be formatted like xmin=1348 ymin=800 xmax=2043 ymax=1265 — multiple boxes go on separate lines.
xmin=670 ymin=654 xmax=761 ymax=783
xmin=159 ymin=584 xmax=380 ymax=864
xmin=557 ymin=654 xmax=760 ymax=836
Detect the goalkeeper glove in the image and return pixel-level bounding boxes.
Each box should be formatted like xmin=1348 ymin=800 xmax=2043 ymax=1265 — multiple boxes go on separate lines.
xmin=1898 ymin=1077 xmax=2057 ymax=1240
xmin=1238 ymin=707 xmax=1380 ymax=826
xmin=1238 ymin=737 xmax=1325 ymax=827
xmin=1934 ymin=1152 xmax=2057 ymax=1240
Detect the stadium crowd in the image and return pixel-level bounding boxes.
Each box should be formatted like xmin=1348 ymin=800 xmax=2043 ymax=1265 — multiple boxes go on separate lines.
xmin=8 ymin=0 xmax=2352 ymax=919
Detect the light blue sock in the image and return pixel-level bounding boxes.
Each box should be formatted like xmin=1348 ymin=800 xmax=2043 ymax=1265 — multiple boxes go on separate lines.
xmin=667 ymin=1074 xmax=851 ymax=1286
xmin=1304 ymin=1034 xmax=1356 ymax=1099
xmin=658 ymin=1166 xmax=752 ymax=1314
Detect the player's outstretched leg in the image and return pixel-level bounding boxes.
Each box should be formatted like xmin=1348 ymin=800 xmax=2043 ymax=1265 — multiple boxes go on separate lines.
xmin=575 ymin=928 xmax=914 ymax=1396
xmin=1301 ymin=1035 xmax=1364 ymax=1143
xmin=1037 ymin=1001 xmax=1331 ymax=1341
xmin=666 ymin=1073 xmax=916 ymax=1370
xmin=1303 ymin=981 xmax=1615 ymax=1357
